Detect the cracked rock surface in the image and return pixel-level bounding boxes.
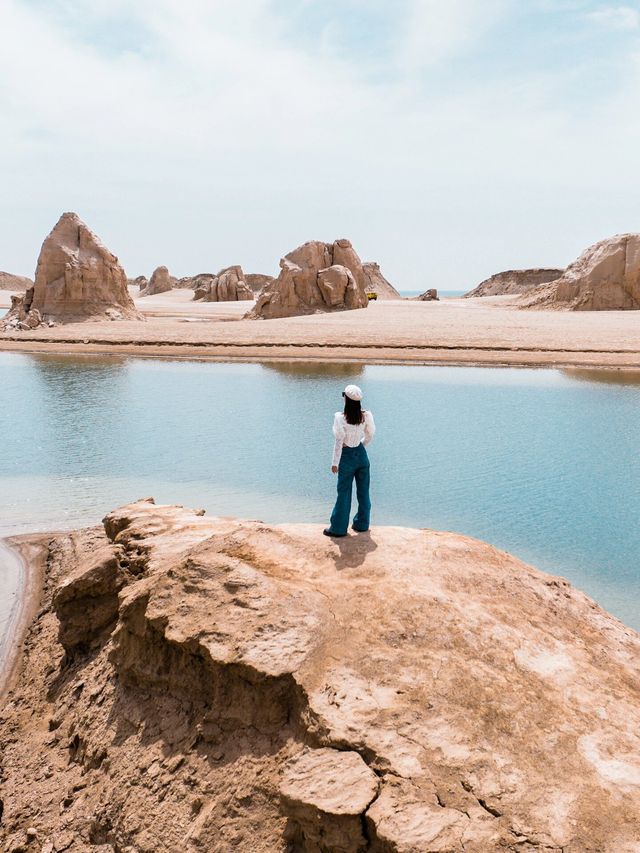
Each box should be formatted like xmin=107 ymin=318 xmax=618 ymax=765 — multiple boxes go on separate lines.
xmin=1 ymin=498 xmax=639 ymax=852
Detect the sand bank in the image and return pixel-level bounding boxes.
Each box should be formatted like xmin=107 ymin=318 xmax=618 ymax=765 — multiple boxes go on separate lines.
xmin=0 ymin=536 xmax=48 ymax=702
xmin=2 ymin=290 xmax=640 ymax=368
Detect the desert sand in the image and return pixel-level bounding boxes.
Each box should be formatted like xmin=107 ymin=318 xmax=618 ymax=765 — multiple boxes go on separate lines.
xmin=1 ymin=288 xmax=639 ymax=368
xmin=1 ymin=498 xmax=639 ymax=852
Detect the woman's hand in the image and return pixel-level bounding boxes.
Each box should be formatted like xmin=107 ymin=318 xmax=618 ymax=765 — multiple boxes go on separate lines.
xmin=331 ymin=466 xmax=338 ymax=474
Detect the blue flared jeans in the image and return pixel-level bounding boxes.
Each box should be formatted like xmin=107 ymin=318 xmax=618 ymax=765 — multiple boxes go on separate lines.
xmin=329 ymin=443 xmax=371 ymax=535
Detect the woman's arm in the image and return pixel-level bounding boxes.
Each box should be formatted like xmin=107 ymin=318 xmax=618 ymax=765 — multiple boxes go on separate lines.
xmin=363 ymin=411 xmax=376 ymax=446
xmin=332 ymin=413 xmax=345 ymax=469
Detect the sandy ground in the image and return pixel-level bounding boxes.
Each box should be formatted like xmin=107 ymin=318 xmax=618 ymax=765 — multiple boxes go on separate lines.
xmin=0 ymin=537 xmax=48 ymax=703
xmin=1 ymin=288 xmax=640 ymax=368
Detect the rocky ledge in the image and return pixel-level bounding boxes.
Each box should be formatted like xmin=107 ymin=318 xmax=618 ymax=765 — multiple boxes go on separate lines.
xmin=1 ymin=500 xmax=639 ymax=852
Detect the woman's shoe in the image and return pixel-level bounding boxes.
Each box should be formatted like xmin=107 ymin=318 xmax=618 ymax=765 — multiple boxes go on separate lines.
xmin=351 ymin=526 xmax=369 ymax=532
xmin=323 ymin=528 xmax=346 ymax=538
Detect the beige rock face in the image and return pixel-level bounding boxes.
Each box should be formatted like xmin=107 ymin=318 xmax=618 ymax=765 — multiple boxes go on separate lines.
xmin=192 ymin=265 xmax=254 ymax=302
xmin=417 ymin=288 xmax=439 ymax=301
xmin=248 ymin=239 xmax=369 ymax=319
xmin=465 ymin=268 xmax=564 ymax=298
xmin=1 ymin=499 xmax=639 ymax=852
xmin=362 ymin=262 xmax=402 ymax=299
xmin=521 ymin=233 xmax=640 ymax=310
xmin=139 ymin=266 xmax=173 ymax=297
xmin=2 ymin=212 xmax=141 ymax=328
xmin=0 ymin=271 xmax=32 ymax=291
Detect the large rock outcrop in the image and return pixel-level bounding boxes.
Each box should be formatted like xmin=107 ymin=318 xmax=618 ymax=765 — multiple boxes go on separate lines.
xmin=2 ymin=212 xmax=141 ymax=328
xmin=521 ymin=233 xmax=640 ymax=310
xmin=362 ymin=262 xmax=402 ymax=299
xmin=139 ymin=266 xmax=174 ymax=297
xmin=465 ymin=269 xmax=564 ymax=298
xmin=1 ymin=499 xmax=639 ymax=852
xmin=247 ymin=239 xmax=369 ymax=319
xmin=0 ymin=271 xmax=32 ymax=291
xmin=192 ymin=265 xmax=254 ymax=302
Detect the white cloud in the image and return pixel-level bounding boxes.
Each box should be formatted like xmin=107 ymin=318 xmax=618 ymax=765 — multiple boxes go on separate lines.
xmin=1 ymin=0 xmax=640 ymax=289
xmin=586 ymin=5 xmax=640 ymax=29
xmin=398 ymin=0 xmax=509 ymax=69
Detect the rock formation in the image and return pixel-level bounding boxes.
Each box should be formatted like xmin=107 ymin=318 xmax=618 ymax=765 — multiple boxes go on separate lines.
xmin=1 ymin=212 xmax=141 ymax=329
xmin=139 ymin=266 xmax=173 ymax=297
xmin=0 ymin=271 xmax=32 ymax=291
xmin=465 ymin=268 xmax=564 ymax=298
xmin=362 ymin=262 xmax=402 ymax=299
xmin=521 ymin=233 xmax=640 ymax=310
xmin=192 ymin=265 xmax=254 ymax=302
xmin=1 ymin=498 xmax=639 ymax=852
xmin=245 ymin=273 xmax=275 ymax=294
xmin=247 ymin=239 xmax=369 ymax=319
xmin=417 ymin=288 xmax=439 ymax=301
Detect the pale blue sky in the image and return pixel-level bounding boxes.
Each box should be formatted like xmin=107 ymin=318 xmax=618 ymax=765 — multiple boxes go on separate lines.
xmin=1 ymin=0 xmax=639 ymax=289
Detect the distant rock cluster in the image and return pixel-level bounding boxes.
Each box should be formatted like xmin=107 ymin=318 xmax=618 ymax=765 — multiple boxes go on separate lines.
xmin=192 ymin=265 xmax=254 ymax=302
xmin=139 ymin=266 xmax=174 ymax=297
xmin=466 ymin=233 xmax=640 ymax=310
xmin=521 ymin=233 xmax=640 ymax=310
xmin=465 ymin=268 xmax=564 ymax=298
xmin=2 ymin=212 xmax=141 ymax=329
xmin=0 ymin=271 xmax=32 ymax=291
xmin=6 ymin=212 xmax=637 ymax=324
xmin=247 ymin=238 xmax=370 ymax=319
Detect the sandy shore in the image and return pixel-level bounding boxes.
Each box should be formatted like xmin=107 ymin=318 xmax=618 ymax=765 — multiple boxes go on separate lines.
xmin=0 ymin=536 xmax=48 ymax=702
xmin=2 ymin=289 xmax=639 ymax=368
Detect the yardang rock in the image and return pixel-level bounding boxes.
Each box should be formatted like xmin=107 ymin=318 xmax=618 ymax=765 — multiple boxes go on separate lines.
xmin=192 ymin=265 xmax=254 ymax=302
xmin=521 ymin=233 xmax=640 ymax=310
xmin=139 ymin=266 xmax=174 ymax=296
xmin=0 ymin=271 xmax=33 ymax=291
xmin=2 ymin=212 xmax=141 ymax=328
xmin=247 ymin=239 xmax=369 ymax=319
xmin=465 ymin=268 xmax=564 ymax=298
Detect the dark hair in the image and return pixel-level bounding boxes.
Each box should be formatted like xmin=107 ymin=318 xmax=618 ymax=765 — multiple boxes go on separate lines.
xmin=343 ymin=393 xmax=364 ymax=425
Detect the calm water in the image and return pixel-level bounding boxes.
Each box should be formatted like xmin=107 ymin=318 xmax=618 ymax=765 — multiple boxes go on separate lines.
xmin=0 ymin=354 xmax=639 ymax=635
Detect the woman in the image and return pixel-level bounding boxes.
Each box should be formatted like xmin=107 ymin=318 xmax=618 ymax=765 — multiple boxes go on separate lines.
xmin=324 ymin=384 xmax=375 ymax=538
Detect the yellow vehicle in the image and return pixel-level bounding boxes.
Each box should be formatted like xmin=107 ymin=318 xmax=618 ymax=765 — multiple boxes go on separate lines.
xmin=366 ymin=291 xmax=378 ymax=301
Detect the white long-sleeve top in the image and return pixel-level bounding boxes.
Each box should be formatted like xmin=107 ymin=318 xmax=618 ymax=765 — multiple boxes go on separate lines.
xmin=332 ymin=410 xmax=376 ymax=467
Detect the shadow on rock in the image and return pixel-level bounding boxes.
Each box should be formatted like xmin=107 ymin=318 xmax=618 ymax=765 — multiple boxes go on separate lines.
xmin=327 ymin=530 xmax=378 ymax=570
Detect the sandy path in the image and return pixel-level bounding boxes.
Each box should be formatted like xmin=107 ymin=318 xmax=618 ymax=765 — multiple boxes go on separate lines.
xmin=2 ymin=290 xmax=640 ymax=368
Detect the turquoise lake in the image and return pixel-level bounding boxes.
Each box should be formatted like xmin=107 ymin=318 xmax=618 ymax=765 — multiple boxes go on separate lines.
xmin=0 ymin=353 xmax=638 ymax=634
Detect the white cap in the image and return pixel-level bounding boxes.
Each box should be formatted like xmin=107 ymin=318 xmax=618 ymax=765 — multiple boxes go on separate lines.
xmin=343 ymin=384 xmax=363 ymax=401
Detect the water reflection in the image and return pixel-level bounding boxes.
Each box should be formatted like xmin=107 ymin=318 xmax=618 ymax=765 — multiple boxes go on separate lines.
xmin=27 ymin=355 xmax=132 ymax=478
xmin=261 ymin=361 xmax=365 ymax=379
xmin=563 ymin=368 xmax=640 ymax=386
